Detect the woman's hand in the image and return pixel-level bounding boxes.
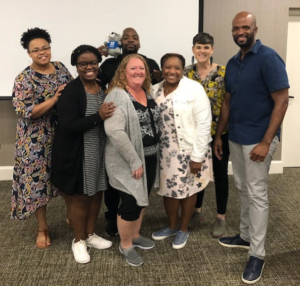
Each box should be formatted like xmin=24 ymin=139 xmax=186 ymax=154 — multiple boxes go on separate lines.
xmin=132 ymin=165 xmax=144 ymax=180
xmin=98 ymin=102 xmax=116 ymax=120
xmin=190 ymin=160 xmax=202 ymax=174
xmin=53 ymin=84 xmax=66 ymax=103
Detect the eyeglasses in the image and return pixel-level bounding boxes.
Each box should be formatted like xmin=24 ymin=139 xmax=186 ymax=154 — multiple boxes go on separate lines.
xmin=28 ymin=46 xmax=51 ymax=54
xmin=77 ymin=61 xmax=99 ymax=69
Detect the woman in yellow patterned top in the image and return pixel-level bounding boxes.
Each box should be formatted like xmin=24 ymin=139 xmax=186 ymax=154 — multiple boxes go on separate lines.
xmin=184 ymin=33 xmax=229 ymax=238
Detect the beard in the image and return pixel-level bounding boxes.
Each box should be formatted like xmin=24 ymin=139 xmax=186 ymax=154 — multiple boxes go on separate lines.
xmin=122 ymin=45 xmax=139 ymax=54
xmin=233 ymin=31 xmax=255 ymax=49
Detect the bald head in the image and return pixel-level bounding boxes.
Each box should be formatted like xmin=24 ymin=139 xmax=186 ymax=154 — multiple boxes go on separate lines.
xmin=232 ymin=11 xmax=258 ymax=50
xmin=233 ymin=11 xmax=256 ymax=27
xmin=121 ymin=27 xmax=140 ymax=55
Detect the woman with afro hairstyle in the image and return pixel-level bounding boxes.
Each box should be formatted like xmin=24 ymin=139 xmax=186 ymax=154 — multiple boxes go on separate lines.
xmin=11 ymin=28 xmax=73 ymax=248
xmin=51 ymin=45 xmax=115 ymax=263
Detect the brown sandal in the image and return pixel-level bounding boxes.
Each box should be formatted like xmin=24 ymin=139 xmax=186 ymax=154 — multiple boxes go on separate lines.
xmin=36 ymin=230 xmax=51 ymax=249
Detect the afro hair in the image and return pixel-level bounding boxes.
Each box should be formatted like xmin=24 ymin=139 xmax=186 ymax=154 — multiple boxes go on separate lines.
xmin=21 ymin=28 xmax=51 ymax=50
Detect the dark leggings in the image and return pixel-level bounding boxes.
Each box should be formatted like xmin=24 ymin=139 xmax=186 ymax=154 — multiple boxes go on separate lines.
xmin=104 ymin=154 xmax=157 ymax=221
xmin=195 ymin=133 xmax=230 ymax=215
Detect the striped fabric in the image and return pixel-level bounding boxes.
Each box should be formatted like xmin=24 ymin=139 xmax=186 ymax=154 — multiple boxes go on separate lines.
xmin=83 ymin=90 xmax=108 ymax=196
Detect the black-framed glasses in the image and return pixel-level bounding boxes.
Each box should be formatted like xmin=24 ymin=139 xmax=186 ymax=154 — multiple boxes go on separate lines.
xmin=28 ymin=46 xmax=51 ymax=54
xmin=77 ymin=61 xmax=99 ymax=69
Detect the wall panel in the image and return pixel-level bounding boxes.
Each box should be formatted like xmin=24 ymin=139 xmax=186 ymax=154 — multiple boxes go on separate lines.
xmin=203 ymin=0 xmax=299 ymax=161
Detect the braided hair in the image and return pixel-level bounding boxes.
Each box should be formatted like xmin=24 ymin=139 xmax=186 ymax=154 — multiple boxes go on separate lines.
xmin=20 ymin=28 xmax=51 ymax=50
xmin=71 ymin=45 xmax=102 ymax=66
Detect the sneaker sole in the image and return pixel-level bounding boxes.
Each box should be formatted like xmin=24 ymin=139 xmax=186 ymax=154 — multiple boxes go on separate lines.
xmin=241 ymin=263 xmax=264 ymax=284
xmin=86 ymin=242 xmax=113 ymax=250
xmin=119 ymin=246 xmax=143 ymax=267
xmin=132 ymin=244 xmax=155 ymax=250
xmin=218 ymin=240 xmax=250 ymax=249
xmin=172 ymin=239 xmax=188 ymax=249
xmin=72 ymin=249 xmax=90 ymax=264
xmin=125 ymin=259 xmax=143 ymax=267
xmin=151 ymin=232 xmax=177 ymax=241
xmin=73 ymin=256 xmax=90 ymax=264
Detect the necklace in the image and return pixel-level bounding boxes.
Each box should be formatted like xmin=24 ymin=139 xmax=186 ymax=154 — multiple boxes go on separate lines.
xmin=85 ymin=81 xmax=100 ymax=94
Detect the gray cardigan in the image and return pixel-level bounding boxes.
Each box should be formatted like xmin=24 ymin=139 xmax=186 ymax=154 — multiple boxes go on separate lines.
xmin=104 ymin=87 xmax=156 ymax=207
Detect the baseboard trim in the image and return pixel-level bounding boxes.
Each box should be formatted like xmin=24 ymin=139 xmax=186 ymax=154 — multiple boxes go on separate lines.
xmin=0 ymin=166 xmax=13 ymax=181
xmin=0 ymin=161 xmax=284 ymax=181
xmin=228 ymin=160 xmax=284 ymax=175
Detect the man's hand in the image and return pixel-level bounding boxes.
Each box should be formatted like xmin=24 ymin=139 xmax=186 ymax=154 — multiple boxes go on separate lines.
xmin=97 ymin=45 xmax=109 ymax=57
xmin=249 ymin=141 xmax=270 ymax=162
xmin=152 ymin=69 xmax=163 ymax=83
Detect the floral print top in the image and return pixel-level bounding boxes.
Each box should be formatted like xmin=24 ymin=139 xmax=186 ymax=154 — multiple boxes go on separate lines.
xmin=184 ymin=64 xmax=227 ymax=135
xmin=11 ymin=62 xmax=73 ymax=220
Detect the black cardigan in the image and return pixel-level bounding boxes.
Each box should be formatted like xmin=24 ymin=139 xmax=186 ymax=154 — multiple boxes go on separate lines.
xmin=51 ymin=77 xmax=103 ymax=195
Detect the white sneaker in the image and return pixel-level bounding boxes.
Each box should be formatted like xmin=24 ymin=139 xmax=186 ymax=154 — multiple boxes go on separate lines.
xmin=72 ymin=239 xmax=90 ymax=264
xmin=86 ymin=233 xmax=112 ymax=249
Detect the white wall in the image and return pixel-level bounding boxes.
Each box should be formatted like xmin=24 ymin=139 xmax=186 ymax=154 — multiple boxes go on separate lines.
xmin=0 ymin=0 xmax=199 ymax=97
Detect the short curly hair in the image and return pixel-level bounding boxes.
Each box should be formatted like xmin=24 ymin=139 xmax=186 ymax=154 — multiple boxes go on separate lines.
xmin=160 ymin=53 xmax=185 ymax=69
xmin=20 ymin=28 xmax=51 ymax=50
xmin=71 ymin=45 xmax=102 ymax=66
xmin=106 ymin=54 xmax=151 ymax=94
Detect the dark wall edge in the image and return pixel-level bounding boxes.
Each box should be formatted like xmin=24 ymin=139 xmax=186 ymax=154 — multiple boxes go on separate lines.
xmin=199 ymin=0 xmax=204 ymax=32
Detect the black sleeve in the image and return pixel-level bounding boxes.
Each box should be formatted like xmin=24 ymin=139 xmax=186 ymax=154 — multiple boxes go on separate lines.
xmin=97 ymin=63 xmax=110 ymax=90
xmin=57 ymin=83 xmax=103 ymax=135
xmin=97 ymin=58 xmax=119 ymax=89
xmin=146 ymin=58 xmax=161 ymax=85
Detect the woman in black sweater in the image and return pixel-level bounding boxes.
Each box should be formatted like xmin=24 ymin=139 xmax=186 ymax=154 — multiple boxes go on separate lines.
xmin=52 ymin=45 xmax=115 ymax=263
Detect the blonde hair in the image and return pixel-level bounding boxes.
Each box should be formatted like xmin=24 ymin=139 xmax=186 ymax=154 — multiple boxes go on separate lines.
xmin=106 ymin=54 xmax=151 ymax=94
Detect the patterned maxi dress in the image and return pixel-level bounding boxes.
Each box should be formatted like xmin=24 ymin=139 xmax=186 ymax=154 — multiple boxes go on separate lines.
xmin=155 ymin=88 xmax=213 ymax=199
xmin=11 ymin=62 xmax=73 ymax=220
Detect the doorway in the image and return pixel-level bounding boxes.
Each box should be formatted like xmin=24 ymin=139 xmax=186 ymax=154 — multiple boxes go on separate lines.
xmin=282 ymin=9 xmax=300 ymax=167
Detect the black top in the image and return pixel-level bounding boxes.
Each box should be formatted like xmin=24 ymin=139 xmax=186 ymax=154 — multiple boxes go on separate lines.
xmin=97 ymin=53 xmax=160 ymax=89
xmin=51 ymin=77 xmax=103 ymax=195
xmin=128 ymin=92 xmax=160 ymax=148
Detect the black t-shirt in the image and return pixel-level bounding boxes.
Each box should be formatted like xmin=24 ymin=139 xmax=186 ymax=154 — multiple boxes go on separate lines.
xmin=97 ymin=54 xmax=160 ymax=89
xmin=128 ymin=92 xmax=160 ymax=148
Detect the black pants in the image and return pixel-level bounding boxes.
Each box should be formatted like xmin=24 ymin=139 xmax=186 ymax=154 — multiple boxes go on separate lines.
xmin=195 ymin=133 xmax=230 ymax=215
xmin=104 ymin=154 xmax=157 ymax=221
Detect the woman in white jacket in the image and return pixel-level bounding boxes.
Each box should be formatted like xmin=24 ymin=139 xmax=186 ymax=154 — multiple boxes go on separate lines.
xmin=151 ymin=53 xmax=213 ymax=249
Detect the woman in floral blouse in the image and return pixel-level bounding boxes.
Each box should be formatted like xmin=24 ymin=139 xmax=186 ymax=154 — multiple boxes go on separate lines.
xmin=11 ymin=28 xmax=73 ymax=249
xmin=151 ymin=53 xmax=213 ymax=249
xmin=184 ymin=33 xmax=230 ymax=238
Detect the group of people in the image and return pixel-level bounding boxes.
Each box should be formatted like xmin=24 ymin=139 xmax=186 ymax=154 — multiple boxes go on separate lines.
xmin=11 ymin=11 xmax=289 ymax=285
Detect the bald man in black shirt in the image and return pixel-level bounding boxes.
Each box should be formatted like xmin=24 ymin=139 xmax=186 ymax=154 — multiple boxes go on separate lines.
xmin=98 ymin=27 xmax=162 ymax=236
xmin=98 ymin=27 xmax=161 ymax=90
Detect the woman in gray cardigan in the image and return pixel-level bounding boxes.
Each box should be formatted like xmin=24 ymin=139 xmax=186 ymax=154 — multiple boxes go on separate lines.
xmin=104 ymin=54 xmax=160 ymax=267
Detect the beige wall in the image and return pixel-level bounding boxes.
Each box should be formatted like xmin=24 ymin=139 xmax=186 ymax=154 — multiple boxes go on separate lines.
xmin=0 ymin=100 xmax=17 ymax=166
xmin=203 ymin=0 xmax=300 ymax=160
xmin=1 ymin=0 xmax=300 ymax=166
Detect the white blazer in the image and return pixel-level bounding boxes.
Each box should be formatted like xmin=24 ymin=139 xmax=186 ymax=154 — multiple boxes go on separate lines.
xmin=152 ymin=76 xmax=212 ymax=162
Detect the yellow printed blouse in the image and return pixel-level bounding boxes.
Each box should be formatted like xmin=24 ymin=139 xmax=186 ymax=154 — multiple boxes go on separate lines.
xmin=184 ymin=64 xmax=227 ymax=135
